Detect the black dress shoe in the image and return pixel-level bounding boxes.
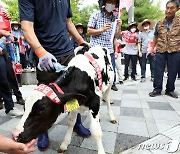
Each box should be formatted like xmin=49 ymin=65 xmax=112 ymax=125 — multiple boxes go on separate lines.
xmin=149 ymin=91 xmax=161 ymax=97
xmin=132 ymin=78 xmax=137 ymax=81
xmin=111 ymin=85 xmax=118 ymax=91
xmin=165 ymin=91 xmax=178 ymax=98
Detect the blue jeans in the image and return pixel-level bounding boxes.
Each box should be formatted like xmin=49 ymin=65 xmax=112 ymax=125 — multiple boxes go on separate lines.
xmin=153 ymin=52 xmax=180 ymax=92
xmin=139 ymin=53 xmax=154 ymax=78
xmin=110 ymin=53 xmax=116 ymax=85
xmin=0 ymin=55 xmax=14 ymax=112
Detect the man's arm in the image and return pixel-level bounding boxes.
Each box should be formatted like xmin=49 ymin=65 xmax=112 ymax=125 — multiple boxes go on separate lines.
xmin=138 ymin=42 xmax=142 ymax=57
xmin=20 ymin=21 xmax=41 ymax=51
xmin=87 ymin=23 xmax=111 ymax=36
xmin=66 ymin=18 xmax=83 ymax=43
xmin=21 ymin=20 xmax=57 ymax=71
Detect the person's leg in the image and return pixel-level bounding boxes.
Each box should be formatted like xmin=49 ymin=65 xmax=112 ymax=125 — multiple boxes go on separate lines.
xmin=165 ymin=52 xmax=180 ymax=98
xmin=6 ymin=59 xmax=24 ymax=105
xmin=110 ymin=53 xmax=118 ymax=91
xmin=139 ymin=53 xmax=147 ymax=81
xmin=0 ymin=55 xmax=14 ymax=113
xmin=148 ymin=54 xmax=155 ymax=80
xmin=115 ymin=53 xmax=123 ymax=83
xmin=124 ymin=54 xmax=130 ymax=80
xmin=131 ymin=55 xmax=138 ymax=80
xmin=153 ymin=52 xmax=166 ymax=92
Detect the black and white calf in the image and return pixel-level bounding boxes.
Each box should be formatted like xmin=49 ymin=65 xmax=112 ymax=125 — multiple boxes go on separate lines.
xmin=13 ymin=46 xmax=117 ymax=154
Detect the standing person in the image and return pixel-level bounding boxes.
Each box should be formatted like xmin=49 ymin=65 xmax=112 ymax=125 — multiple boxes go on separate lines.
xmin=71 ymin=23 xmax=88 ymax=49
xmin=149 ymin=0 xmax=179 ymax=98
xmin=87 ymin=0 xmax=122 ymax=91
xmin=18 ymin=0 xmax=91 ymax=151
xmin=122 ymin=22 xmax=138 ymax=81
xmin=0 ymin=30 xmax=24 ymax=116
xmin=114 ymin=39 xmax=124 ymax=84
xmin=137 ymin=19 xmax=156 ymax=82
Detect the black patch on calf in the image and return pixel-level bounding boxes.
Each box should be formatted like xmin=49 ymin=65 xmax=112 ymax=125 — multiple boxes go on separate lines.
xmin=91 ymin=53 xmax=99 ymax=59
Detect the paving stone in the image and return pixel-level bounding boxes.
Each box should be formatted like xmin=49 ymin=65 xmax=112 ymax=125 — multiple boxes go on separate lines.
xmin=123 ymin=90 xmax=138 ymax=94
xmin=114 ymin=133 xmax=149 ymax=153
xmin=145 ymin=119 xmax=159 ymax=138
xmin=143 ymin=109 xmax=154 ymax=119
xmin=151 ymin=110 xmax=180 ymax=121
xmin=81 ymin=131 xmax=116 ymax=154
xmin=122 ymin=94 xmax=140 ymax=100
xmin=120 ymin=107 xmax=144 ymax=118
xmin=0 ymin=116 xmax=12 ymax=125
xmin=49 ymin=125 xmax=68 ymax=142
xmin=147 ymin=102 xmax=174 ymax=111
xmin=169 ymin=102 xmax=180 ymax=111
xmin=65 ymin=145 xmax=97 ymax=154
xmin=121 ymin=100 xmax=142 ymax=108
xmin=155 ymin=119 xmax=180 ymax=133
xmin=118 ymin=119 xmax=149 ymax=137
xmin=0 ymin=118 xmax=20 ymax=132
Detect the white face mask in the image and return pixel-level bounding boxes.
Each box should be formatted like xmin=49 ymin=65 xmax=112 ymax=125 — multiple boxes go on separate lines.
xmin=130 ymin=28 xmax=136 ymax=33
xmin=14 ymin=27 xmax=18 ymax=31
xmin=144 ymin=25 xmax=150 ymax=30
xmin=105 ymin=3 xmax=115 ymax=13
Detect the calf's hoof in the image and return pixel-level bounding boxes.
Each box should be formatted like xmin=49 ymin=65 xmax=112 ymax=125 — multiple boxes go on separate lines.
xmin=110 ymin=120 xmax=117 ymax=124
xmin=57 ymin=148 xmax=65 ymax=153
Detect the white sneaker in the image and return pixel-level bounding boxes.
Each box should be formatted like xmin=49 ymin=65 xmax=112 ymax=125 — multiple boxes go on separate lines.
xmin=7 ymin=107 xmax=24 ymax=117
xmin=31 ymin=68 xmax=35 ymax=72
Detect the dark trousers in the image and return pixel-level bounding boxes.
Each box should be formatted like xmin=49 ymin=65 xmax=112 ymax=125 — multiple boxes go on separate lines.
xmin=110 ymin=53 xmax=116 ymax=85
xmin=0 ymin=55 xmax=14 ymax=112
xmin=6 ymin=60 xmax=23 ymax=100
xmin=124 ymin=54 xmax=138 ymax=79
xmin=139 ymin=53 xmax=154 ymax=78
xmin=153 ymin=52 xmax=180 ymax=92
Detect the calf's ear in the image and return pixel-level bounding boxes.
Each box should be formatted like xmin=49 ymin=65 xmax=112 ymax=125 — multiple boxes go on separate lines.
xmin=57 ymin=93 xmax=87 ymax=104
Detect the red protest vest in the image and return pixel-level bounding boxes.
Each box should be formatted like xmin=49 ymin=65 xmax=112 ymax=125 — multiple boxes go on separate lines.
xmin=122 ymin=31 xmax=137 ymax=43
xmin=0 ymin=5 xmax=11 ymax=31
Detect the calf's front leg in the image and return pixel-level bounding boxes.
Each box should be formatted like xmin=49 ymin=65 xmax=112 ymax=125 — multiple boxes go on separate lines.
xmin=58 ymin=111 xmax=77 ymax=153
xmin=90 ymin=110 xmax=106 ymax=154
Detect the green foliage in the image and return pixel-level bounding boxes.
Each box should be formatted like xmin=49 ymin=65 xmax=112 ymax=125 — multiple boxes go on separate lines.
xmin=121 ymin=0 xmax=164 ymax=30
xmin=2 ymin=0 xmax=164 ymax=31
xmin=1 ymin=0 xmax=19 ymax=22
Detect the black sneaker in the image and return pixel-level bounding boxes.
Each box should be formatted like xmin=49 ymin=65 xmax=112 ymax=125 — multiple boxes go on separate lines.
xmin=123 ymin=78 xmax=128 ymax=81
xmin=149 ymin=91 xmax=161 ymax=97
xmin=165 ymin=91 xmax=178 ymax=98
xmin=111 ymin=85 xmax=118 ymax=91
xmin=119 ymin=81 xmax=124 ymax=84
xmin=16 ymin=98 xmax=25 ymax=105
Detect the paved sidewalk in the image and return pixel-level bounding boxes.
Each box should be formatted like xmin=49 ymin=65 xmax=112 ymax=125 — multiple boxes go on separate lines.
xmin=0 ymin=64 xmax=180 ymax=154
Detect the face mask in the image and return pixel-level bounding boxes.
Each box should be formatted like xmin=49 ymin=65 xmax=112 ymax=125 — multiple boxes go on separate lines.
xmin=14 ymin=27 xmax=18 ymax=31
xmin=144 ymin=25 xmax=150 ymax=30
xmin=105 ymin=3 xmax=115 ymax=13
xmin=130 ymin=28 xmax=136 ymax=33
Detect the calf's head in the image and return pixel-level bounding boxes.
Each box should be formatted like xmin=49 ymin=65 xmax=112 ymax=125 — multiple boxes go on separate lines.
xmin=16 ymin=92 xmax=86 ymax=143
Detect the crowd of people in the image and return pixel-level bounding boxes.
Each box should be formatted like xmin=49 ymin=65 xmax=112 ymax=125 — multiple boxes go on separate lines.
xmin=0 ymin=0 xmax=179 ymax=153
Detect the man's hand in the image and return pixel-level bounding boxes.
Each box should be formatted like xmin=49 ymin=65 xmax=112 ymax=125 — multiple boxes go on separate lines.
xmin=4 ymin=11 xmax=11 ymax=20
xmin=35 ymin=47 xmax=57 ymax=71
xmin=102 ymin=23 xmax=111 ymax=32
xmin=139 ymin=52 xmax=142 ymax=57
xmin=116 ymin=19 xmax=122 ymax=27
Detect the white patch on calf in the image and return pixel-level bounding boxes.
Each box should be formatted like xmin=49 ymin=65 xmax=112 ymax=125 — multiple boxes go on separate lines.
xmin=15 ymin=90 xmax=45 ymax=131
